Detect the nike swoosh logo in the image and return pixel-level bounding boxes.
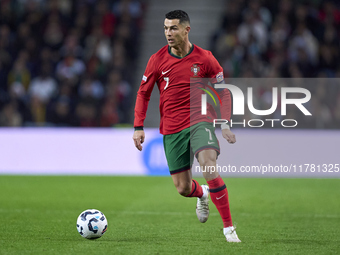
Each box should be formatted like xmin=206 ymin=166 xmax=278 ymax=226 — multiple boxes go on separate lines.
xmin=162 ymin=69 xmax=171 ymax=75
xmin=208 ymin=141 xmax=214 ymax=144
xmin=216 ymin=194 xmax=226 ymax=200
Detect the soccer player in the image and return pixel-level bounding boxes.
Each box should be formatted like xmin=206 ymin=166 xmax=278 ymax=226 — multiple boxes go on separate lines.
xmin=132 ymin=10 xmax=240 ymax=242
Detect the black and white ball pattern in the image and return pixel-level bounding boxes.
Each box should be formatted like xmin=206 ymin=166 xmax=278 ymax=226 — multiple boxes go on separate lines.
xmin=76 ymin=209 xmax=108 ymax=239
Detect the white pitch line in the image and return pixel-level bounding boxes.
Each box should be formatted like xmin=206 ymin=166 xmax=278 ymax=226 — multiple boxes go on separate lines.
xmin=0 ymin=208 xmax=339 ymax=219
xmin=117 ymin=211 xmax=220 ymax=216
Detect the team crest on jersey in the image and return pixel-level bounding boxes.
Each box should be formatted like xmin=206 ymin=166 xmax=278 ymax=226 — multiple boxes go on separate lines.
xmin=191 ymin=64 xmax=200 ymax=76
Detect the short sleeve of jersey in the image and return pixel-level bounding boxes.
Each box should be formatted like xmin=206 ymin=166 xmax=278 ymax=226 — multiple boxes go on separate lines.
xmin=206 ymin=51 xmax=224 ymax=84
xmin=205 ymin=51 xmax=231 ymax=122
xmin=134 ymin=54 xmax=158 ymax=128
xmin=140 ymin=54 xmax=158 ymax=97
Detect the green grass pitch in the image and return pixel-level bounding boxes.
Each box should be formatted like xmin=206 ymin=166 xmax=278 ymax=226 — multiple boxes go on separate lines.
xmin=0 ymin=176 xmax=339 ymax=254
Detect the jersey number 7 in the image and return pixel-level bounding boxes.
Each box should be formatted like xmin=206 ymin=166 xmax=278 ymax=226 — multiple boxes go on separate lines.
xmin=164 ymin=77 xmax=169 ymax=90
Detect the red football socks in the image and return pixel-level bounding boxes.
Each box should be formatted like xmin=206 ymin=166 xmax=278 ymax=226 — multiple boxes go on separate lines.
xmin=207 ymin=176 xmax=233 ymax=228
xmin=186 ymin=179 xmax=203 ymax=198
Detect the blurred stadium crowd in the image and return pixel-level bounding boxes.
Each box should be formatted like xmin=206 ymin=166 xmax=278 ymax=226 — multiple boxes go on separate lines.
xmin=211 ymin=0 xmax=340 ymax=128
xmin=0 ymin=0 xmax=339 ymax=128
xmin=0 ymin=0 xmax=144 ymax=127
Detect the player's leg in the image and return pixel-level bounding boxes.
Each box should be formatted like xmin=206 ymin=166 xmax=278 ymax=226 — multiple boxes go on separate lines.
xmin=171 ymin=168 xmax=191 ymax=196
xmin=192 ymin=122 xmax=241 ymax=242
xmin=164 ymin=128 xmax=204 ymax=198
xmin=170 ymin=168 xmax=204 ymax=198
xmin=198 ymin=149 xmax=232 ymax=226
xmin=189 ymin=122 xmax=220 ymax=223
xmin=198 ymin=149 xmax=240 ymax=242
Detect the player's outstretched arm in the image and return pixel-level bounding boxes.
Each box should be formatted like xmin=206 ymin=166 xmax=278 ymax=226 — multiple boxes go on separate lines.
xmin=222 ymin=129 xmax=236 ymax=144
xmin=133 ymin=130 xmax=145 ymax=151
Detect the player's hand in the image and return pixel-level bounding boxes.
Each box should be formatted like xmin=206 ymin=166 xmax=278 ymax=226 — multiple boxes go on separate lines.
xmin=222 ymin=129 xmax=236 ymax=144
xmin=133 ymin=130 xmax=145 ymax=151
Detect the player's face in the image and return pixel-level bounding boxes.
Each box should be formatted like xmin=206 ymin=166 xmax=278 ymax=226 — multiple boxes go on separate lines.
xmin=164 ymin=18 xmax=189 ymax=48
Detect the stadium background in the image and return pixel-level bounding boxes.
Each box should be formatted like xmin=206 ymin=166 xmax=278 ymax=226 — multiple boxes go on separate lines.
xmin=0 ymin=1 xmax=339 ymax=254
xmin=0 ymin=0 xmax=339 ymax=176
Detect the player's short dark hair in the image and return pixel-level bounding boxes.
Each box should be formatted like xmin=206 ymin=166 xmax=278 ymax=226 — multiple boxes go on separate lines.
xmin=165 ymin=10 xmax=190 ymax=25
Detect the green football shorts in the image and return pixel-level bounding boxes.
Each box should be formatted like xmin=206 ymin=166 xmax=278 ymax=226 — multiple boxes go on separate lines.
xmin=163 ymin=122 xmax=220 ymax=175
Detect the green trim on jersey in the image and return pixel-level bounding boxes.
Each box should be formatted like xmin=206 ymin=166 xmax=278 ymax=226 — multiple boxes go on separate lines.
xmin=168 ymin=44 xmax=195 ymax=59
xmin=163 ymin=122 xmax=220 ymax=175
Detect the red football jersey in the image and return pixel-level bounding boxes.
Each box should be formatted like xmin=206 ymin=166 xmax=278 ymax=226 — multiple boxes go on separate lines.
xmin=134 ymin=44 xmax=231 ymax=135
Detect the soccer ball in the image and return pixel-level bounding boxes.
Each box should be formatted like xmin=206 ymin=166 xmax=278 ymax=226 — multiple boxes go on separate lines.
xmin=76 ymin=209 xmax=108 ymax=239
